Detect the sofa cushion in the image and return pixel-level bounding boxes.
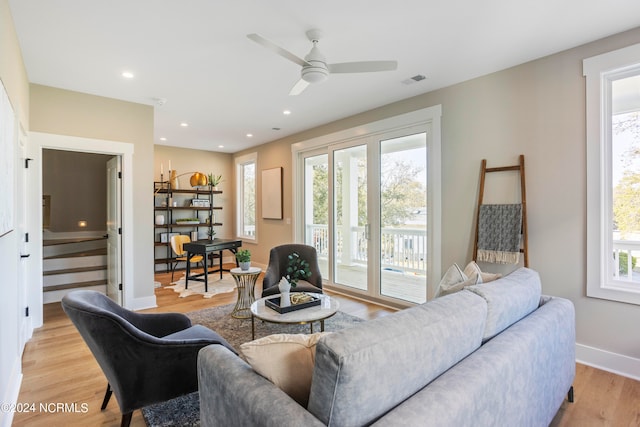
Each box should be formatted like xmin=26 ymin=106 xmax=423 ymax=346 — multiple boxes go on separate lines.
xmin=307 ymin=290 xmax=487 ymax=426
xmin=239 ymin=333 xmax=327 ymax=407
xmin=466 ymin=267 xmax=542 ymax=341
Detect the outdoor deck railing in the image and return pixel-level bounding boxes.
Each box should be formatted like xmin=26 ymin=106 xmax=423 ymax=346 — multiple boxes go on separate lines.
xmin=613 ymin=239 xmax=640 ymax=282
xmin=306 ymin=224 xmax=427 ymax=274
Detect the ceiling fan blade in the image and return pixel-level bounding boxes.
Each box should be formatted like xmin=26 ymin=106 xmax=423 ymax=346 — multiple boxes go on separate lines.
xmin=247 ymin=33 xmax=310 ymax=67
xmin=328 ymin=60 xmax=398 ymax=74
xmin=289 ymin=78 xmax=310 ymax=96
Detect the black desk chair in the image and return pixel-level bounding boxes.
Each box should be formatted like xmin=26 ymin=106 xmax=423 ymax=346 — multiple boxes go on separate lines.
xmin=61 ymin=290 xmax=235 ymax=427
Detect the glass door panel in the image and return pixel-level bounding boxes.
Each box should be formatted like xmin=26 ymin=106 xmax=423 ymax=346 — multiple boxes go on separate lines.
xmin=303 ymin=154 xmax=329 ymax=278
xmin=380 ymin=133 xmax=427 ymax=303
xmin=333 ymin=145 xmax=367 ymax=290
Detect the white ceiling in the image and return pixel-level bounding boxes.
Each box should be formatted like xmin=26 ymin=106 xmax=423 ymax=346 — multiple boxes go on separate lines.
xmin=8 ymin=0 xmax=640 ymax=153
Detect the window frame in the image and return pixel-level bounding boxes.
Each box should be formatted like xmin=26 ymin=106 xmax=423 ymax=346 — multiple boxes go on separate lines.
xmin=584 ymin=43 xmax=640 ymax=305
xmin=235 ymin=152 xmax=257 ymax=242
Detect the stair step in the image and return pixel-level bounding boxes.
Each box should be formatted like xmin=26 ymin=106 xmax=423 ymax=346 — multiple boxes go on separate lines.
xmin=43 ymin=238 xmax=107 ymax=258
xmin=43 ymin=265 xmax=107 ymax=276
xmin=44 ymin=247 xmax=107 ymax=260
xmin=43 ymin=236 xmax=106 ymax=246
xmin=44 ymin=254 xmax=107 ymax=271
xmin=43 ymin=267 xmax=107 ymax=287
xmin=44 ymin=280 xmax=107 ymax=292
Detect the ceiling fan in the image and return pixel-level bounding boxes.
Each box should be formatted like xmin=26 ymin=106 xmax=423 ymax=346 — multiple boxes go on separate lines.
xmin=247 ymin=29 xmax=398 ymax=95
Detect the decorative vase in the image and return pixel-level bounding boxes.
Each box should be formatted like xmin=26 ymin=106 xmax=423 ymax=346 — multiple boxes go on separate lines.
xmin=170 ymin=170 xmax=179 ymax=189
xmin=239 ymin=261 xmax=250 ymax=271
xmin=278 ymin=276 xmax=291 ymax=293
xmin=155 ymin=215 xmax=165 ymax=225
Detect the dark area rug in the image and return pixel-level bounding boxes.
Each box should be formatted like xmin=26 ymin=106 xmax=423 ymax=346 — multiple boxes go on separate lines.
xmin=141 ymin=303 xmax=364 ymax=426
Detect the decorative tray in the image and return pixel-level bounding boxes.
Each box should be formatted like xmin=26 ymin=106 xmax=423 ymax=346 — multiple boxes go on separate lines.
xmin=265 ymin=293 xmax=321 ymax=314
xmin=174 ymin=220 xmax=200 ymax=224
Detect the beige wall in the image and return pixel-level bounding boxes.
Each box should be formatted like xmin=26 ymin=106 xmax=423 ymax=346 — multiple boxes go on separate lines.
xmin=237 ymin=27 xmax=640 ymax=363
xmin=154 ymin=145 xmax=233 ymax=240
xmin=30 ymin=84 xmax=155 ymax=301
xmin=43 ymin=150 xmax=110 ymax=232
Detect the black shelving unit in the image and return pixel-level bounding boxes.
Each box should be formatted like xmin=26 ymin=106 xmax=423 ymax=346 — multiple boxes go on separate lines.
xmin=153 ymin=182 xmax=223 ymax=272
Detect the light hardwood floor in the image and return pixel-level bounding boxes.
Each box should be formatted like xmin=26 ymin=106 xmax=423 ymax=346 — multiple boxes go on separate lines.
xmin=12 ymin=267 xmax=640 ymax=426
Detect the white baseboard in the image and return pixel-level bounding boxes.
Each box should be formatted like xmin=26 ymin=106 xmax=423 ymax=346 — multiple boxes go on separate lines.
xmin=130 ymin=294 xmax=158 ymax=311
xmin=576 ymin=343 xmax=640 ymax=381
xmin=0 ymin=359 xmax=23 ymax=427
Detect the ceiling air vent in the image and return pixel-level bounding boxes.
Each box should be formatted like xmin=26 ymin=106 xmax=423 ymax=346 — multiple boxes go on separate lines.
xmin=402 ymin=74 xmax=427 ymax=85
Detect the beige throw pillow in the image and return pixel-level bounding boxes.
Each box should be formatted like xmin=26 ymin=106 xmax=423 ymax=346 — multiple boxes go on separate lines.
xmin=435 ymin=262 xmax=501 ymax=297
xmin=435 ymin=263 xmax=476 ymax=297
xmin=240 ymin=332 xmax=327 ymax=407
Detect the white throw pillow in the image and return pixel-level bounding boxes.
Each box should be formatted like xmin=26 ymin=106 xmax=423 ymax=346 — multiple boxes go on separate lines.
xmin=240 ymin=332 xmax=328 ymax=406
xmin=463 ymin=261 xmax=484 ymax=284
xmin=464 ymin=261 xmax=502 ymax=283
xmin=435 ymin=264 xmax=475 ymax=297
xmin=436 ymin=262 xmax=501 ymax=297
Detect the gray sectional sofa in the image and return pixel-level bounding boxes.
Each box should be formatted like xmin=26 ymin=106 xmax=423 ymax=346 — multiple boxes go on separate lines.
xmin=198 ymin=268 xmax=575 ymax=427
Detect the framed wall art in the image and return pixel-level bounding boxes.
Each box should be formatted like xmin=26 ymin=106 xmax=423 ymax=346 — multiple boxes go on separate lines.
xmin=261 ymin=167 xmax=282 ymax=219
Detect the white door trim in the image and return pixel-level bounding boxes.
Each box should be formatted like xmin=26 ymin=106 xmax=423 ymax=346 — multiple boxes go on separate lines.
xmin=30 ymin=132 xmax=134 ymax=322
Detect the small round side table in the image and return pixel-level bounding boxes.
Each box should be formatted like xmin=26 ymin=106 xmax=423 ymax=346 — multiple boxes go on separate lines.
xmin=230 ymin=267 xmax=261 ymax=319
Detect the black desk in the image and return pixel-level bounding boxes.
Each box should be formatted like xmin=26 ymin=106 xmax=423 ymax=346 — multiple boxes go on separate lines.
xmin=183 ymin=239 xmax=242 ymax=291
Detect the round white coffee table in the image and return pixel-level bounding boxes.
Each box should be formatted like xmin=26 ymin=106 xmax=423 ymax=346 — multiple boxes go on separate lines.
xmin=250 ymin=293 xmax=339 ymax=340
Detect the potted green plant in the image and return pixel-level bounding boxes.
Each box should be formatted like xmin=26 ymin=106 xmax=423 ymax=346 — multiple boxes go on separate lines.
xmin=285 ymin=252 xmax=312 ymax=288
xmin=207 ymin=227 xmax=216 ymax=240
xmin=236 ymin=249 xmax=251 ymax=271
xmin=207 ymin=174 xmax=223 ymax=190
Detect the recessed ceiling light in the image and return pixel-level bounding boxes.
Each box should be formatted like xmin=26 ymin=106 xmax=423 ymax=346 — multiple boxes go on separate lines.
xmin=246 ymin=133 xmax=253 ymax=138
xmin=283 ymin=110 xmax=291 ymax=115
xmin=180 ymin=122 xmax=189 ymax=127
xmin=159 ymin=137 xmax=167 ymax=141
xmin=121 ymin=71 xmax=134 ymax=79
xmin=218 ymin=145 xmax=224 ymax=148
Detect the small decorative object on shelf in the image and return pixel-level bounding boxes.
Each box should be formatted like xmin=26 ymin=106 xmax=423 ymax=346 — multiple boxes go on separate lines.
xmin=170 ymin=169 xmax=179 ymax=189
xmin=285 ymin=252 xmax=312 ymax=288
xmin=208 ymin=173 xmax=223 ymax=191
xmin=176 ymin=218 xmax=200 ymax=225
xmin=236 ymin=249 xmax=251 ymax=270
xmin=207 ymin=227 xmax=216 ymax=240
xmin=155 ymin=214 xmax=165 ymax=225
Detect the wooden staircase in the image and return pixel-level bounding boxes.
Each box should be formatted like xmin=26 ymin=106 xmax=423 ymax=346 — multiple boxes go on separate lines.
xmin=43 ymin=237 xmax=108 ymax=303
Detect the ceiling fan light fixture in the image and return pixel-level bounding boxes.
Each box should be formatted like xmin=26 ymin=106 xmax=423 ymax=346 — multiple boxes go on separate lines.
xmin=301 ymin=64 xmax=329 ymax=83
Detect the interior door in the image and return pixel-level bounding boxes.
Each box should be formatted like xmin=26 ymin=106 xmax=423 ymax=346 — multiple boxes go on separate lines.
xmin=17 ymin=129 xmax=31 ymax=351
xmin=106 ymin=156 xmax=122 ymax=305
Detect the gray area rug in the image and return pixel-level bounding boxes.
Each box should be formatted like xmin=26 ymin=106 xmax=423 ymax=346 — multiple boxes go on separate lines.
xmin=141 ymin=303 xmax=364 ymax=427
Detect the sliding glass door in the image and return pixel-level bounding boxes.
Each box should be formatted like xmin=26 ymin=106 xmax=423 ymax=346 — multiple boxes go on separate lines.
xmin=299 ymin=120 xmax=435 ymax=305
xmin=333 ymin=144 xmax=368 ymax=291
xmin=379 ymin=134 xmax=427 ymax=303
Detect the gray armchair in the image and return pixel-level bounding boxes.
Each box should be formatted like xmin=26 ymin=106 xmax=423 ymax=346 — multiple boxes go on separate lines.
xmin=261 ymin=244 xmax=323 ymax=297
xmin=61 ymin=290 xmax=235 ymax=427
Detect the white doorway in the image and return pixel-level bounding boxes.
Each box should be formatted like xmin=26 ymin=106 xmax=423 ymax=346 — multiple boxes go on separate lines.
xmin=29 ymin=132 xmax=134 ymax=326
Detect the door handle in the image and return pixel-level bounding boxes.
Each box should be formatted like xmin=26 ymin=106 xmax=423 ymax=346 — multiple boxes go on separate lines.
xmin=21 ymin=254 xmax=30 ymax=258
